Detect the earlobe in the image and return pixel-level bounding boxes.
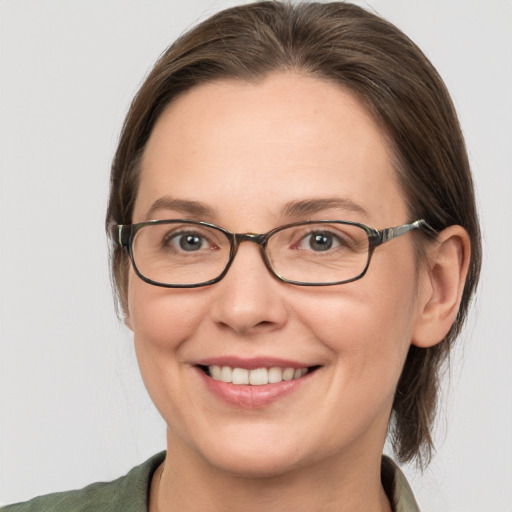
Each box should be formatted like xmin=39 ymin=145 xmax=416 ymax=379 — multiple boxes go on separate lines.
xmin=411 ymin=225 xmax=471 ymax=348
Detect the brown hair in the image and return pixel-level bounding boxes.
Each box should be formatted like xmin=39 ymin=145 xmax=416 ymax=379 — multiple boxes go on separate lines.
xmin=106 ymin=1 xmax=481 ymax=467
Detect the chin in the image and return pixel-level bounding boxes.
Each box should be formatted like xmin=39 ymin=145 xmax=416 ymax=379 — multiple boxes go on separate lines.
xmin=209 ymin=449 xmax=305 ymax=479
xmin=191 ymin=426 xmax=310 ymax=479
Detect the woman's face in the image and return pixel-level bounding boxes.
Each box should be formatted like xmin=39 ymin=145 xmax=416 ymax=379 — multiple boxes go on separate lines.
xmin=128 ymin=73 xmax=426 ymax=477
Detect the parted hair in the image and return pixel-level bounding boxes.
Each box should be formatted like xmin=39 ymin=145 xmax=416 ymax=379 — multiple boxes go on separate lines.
xmin=106 ymin=1 xmax=481 ymax=467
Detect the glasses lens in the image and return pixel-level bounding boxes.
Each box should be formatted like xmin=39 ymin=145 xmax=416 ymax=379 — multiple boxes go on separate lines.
xmin=131 ymin=222 xmax=231 ymax=286
xmin=266 ymin=222 xmax=370 ymax=284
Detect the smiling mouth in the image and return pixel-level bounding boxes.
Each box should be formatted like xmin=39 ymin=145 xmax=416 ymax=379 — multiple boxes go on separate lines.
xmin=198 ymin=365 xmax=320 ymax=385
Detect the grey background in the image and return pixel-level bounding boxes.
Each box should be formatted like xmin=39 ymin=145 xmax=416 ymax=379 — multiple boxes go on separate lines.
xmin=1 ymin=1 xmax=511 ymax=510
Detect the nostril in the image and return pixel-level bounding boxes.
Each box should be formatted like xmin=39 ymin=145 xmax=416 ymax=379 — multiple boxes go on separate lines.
xmin=255 ymin=320 xmax=273 ymax=327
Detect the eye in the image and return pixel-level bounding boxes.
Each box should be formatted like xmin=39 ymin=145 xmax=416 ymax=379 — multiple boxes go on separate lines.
xmin=165 ymin=231 xmax=210 ymax=252
xmin=270 ymin=223 xmax=368 ymax=262
xmin=306 ymin=232 xmax=336 ymax=251
xmin=300 ymin=231 xmax=341 ymax=252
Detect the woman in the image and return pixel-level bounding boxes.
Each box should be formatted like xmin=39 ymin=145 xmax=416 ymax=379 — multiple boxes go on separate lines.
xmin=2 ymin=2 xmax=480 ymax=511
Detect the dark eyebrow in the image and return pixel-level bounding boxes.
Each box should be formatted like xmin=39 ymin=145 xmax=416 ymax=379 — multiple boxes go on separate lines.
xmin=145 ymin=197 xmax=216 ymax=219
xmin=280 ymin=197 xmax=370 ymax=219
xmin=145 ymin=196 xmax=369 ymax=222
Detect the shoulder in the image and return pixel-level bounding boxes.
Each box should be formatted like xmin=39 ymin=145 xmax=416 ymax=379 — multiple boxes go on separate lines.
xmin=1 ymin=452 xmax=166 ymax=512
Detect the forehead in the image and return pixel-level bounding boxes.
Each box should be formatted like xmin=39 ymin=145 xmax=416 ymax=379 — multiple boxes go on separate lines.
xmin=135 ymin=72 xmax=407 ymax=228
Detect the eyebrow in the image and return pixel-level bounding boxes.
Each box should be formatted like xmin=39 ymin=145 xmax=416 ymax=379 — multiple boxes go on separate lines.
xmin=145 ymin=196 xmax=370 ymax=222
xmin=280 ymin=197 xmax=370 ymax=219
xmin=145 ymin=197 xmax=216 ymax=219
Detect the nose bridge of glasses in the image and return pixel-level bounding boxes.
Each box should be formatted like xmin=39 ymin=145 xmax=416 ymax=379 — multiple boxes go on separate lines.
xmin=233 ymin=232 xmax=268 ymax=247
xmin=229 ymin=232 xmax=272 ymax=272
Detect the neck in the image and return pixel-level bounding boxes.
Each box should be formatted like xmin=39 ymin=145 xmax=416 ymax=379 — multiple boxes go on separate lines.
xmin=151 ymin=436 xmax=392 ymax=512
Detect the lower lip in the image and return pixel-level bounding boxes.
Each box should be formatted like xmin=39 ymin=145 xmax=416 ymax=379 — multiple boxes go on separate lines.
xmin=197 ymin=369 xmax=312 ymax=409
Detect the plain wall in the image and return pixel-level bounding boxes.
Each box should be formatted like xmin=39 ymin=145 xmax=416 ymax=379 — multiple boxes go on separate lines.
xmin=1 ymin=0 xmax=511 ymax=510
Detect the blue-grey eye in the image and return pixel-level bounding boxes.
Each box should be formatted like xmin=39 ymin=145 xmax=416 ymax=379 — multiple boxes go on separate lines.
xmin=308 ymin=232 xmax=334 ymax=251
xmin=177 ymin=233 xmax=205 ymax=251
xmin=161 ymin=231 xmax=208 ymax=252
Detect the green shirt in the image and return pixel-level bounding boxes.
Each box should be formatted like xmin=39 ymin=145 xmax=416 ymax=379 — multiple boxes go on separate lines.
xmin=2 ymin=453 xmax=420 ymax=511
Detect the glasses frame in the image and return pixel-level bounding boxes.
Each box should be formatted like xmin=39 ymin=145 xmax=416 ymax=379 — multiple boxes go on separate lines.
xmin=112 ymin=218 xmax=436 ymax=288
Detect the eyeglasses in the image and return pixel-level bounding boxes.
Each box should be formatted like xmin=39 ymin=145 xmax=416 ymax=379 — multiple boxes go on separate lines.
xmin=112 ymin=219 xmax=435 ymax=288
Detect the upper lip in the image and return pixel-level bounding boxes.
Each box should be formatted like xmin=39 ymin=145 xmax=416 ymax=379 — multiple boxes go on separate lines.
xmin=195 ymin=356 xmax=316 ymax=370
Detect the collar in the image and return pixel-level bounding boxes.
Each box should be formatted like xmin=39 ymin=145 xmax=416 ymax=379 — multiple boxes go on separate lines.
xmin=381 ymin=456 xmax=421 ymax=512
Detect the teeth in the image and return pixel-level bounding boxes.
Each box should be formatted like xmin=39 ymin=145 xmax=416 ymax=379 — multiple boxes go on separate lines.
xmin=232 ymin=368 xmax=249 ymax=385
xmin=249 ymin=368 xmax=268 ymax=385
xmin=210 ymin=365 xmax=222 ymax=380
xmin=268 ymin=367 xmax=283 ymax=384
xmin=282 ymin=368 xmax=295 ymax=381
xmin=220 ymin=366 xmax=232 ymax=383
xmin=207 ymin=365 xmax=309 ymax=385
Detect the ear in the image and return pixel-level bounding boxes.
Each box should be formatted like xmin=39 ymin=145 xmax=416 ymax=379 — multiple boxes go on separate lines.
xmin=412 ymin=225 xmax=471 ymax=348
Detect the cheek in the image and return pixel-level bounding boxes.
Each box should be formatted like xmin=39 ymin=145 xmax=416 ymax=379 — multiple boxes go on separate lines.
xmin=127 ymin=275 xmax=207 ymax=350
xmin=296 ymin=256 xmax=420 ymax=381
xmin=126 ymin=274 xmax=211 ymax=425
xmin=303 ymin=291 xmax=414 ymax=363
xmin=126 ymin=274 xmax=213 ymax=417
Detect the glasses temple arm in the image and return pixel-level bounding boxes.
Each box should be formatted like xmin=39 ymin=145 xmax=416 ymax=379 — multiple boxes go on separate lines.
xmin=379 ymin=219 xmax=436 ymax=243
xmin=108 ymin=223 xmax=129 ymax=247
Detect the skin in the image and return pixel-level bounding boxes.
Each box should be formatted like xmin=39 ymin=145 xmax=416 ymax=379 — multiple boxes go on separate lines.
xmin=126 ymin=72 xmax=470 ymax=512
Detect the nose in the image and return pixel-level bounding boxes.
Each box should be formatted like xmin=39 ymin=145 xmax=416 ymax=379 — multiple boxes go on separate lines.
xmin=209 ymin=241 xmax=288 ymax=335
